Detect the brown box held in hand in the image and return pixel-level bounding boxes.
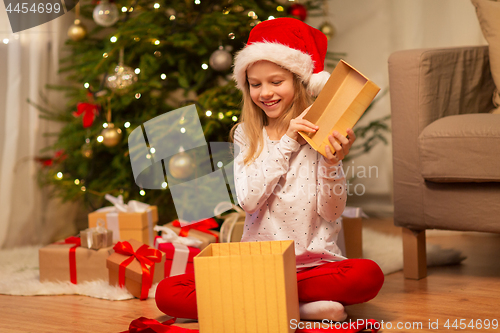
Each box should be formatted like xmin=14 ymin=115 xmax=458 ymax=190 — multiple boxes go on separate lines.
xmin=194 ymin=240 xmax=299 ymax=333
xmin=299 ymin=60 xmax=381 ymax=157
xmin=106 ymin=238 xmax=165 ymax=299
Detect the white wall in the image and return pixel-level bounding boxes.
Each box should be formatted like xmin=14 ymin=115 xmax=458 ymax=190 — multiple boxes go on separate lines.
xmin=309 ymin=0 xmax=486 ymax=215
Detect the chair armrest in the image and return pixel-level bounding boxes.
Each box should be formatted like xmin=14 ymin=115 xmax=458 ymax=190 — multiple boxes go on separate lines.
xmin=388 ymin=45 xmax=494 ymax=229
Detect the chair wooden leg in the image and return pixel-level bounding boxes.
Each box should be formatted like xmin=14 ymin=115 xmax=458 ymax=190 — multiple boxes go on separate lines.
xmin=402 ymin=228 xmax=427 ymax=279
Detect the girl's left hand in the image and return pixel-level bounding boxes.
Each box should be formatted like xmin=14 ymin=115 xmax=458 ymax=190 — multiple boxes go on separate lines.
xmin=323 ymin=128 xmax=356 ymax=165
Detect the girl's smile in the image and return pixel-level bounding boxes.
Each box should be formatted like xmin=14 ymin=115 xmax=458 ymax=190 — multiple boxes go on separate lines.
xmin=246 ymin=60 xmax=295 ymax=124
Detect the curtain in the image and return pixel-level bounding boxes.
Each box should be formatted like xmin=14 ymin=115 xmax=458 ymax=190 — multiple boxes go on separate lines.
xmin=0 ymin=5 xmax=80 ymax=248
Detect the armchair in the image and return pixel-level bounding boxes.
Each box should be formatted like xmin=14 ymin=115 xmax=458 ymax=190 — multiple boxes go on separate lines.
xmin=388 ymin=45 xmax=500 ymax=279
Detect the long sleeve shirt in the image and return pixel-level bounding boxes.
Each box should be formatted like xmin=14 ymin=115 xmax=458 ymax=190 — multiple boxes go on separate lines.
xmin=233 ymin=124 xmax=348 ymax=271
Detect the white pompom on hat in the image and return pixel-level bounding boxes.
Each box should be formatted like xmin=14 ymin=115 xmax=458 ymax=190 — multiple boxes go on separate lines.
xmin=233 ymin=17 xmax=330 ymax=96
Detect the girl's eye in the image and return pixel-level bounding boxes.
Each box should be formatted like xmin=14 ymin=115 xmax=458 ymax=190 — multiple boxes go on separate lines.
xmin=273 ymin=81 xmax=283 ymax=85
xmin=250 ymin=83 xmax=261 ymax=88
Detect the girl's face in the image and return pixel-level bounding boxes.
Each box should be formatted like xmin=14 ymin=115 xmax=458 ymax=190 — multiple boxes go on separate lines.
xmin=246 ymin=61 xmax=295 ymax=122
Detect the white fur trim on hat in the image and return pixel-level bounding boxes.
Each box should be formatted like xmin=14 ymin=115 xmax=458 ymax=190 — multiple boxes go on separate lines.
xmin=233 ymin=41 xmax=314 ymax=92
xmin=307 ymin=71 xmax=331 ymax=96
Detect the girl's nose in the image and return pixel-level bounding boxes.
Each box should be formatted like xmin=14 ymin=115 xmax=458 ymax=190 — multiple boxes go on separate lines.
xmin=260 ymin=84 xmax=273 ymax=98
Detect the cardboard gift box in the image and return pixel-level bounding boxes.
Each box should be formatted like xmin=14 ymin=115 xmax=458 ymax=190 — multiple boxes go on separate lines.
xmin=80 ymin=224 xmax=113 ymax=250
xmin=39 ymin=237 xmax=113 ymax=284
xmin=107 ymin=239 xmax=165 ymax=299
xmin=217 ymin=202 xmax=246 ymax=243
xmin=154 ymin=237 xmax=201 ymax=278
xmin=336 ymin=207 xmax=367 ymax=259
xmin=165 ymin=218 xmax=219 ymax=250
xmin=194 ymin=240 xmax=299 ymax=333
xmin=88 ymin=205 xmax=158 ymax=246
xmin=299 ymin=60 xmax=381 ymax=157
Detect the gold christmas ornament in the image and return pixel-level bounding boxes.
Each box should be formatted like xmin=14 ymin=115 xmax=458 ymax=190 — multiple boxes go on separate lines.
xmin=168 ymin=150 xmax=195 ymax=179
xmin=68 ymin=19 xmax=87 ymax=41
xmin=209 ymin=46 xmax=233 ymax=72
xmin=101 ymin=123 xmax=123 ymax=147
xmin=81 ymin=142 xmax=93 ymax=158
xmin=320 ymin=21 xmax=336 ymax=41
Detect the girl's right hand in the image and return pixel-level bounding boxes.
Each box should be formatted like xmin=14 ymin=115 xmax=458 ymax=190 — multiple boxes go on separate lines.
xmin=286 ymin=106 xmax=318 ymax=142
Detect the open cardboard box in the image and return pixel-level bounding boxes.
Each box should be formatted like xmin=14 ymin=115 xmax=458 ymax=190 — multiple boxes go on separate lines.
xmin=299 ymin=60 xmax=380 ymax=157
xmin=194 ymin=240 xmax=299 ymax=333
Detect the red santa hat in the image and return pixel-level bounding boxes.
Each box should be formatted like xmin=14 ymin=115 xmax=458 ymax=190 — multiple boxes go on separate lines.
xmin=233 ymin=17 xmax=330 ymax=96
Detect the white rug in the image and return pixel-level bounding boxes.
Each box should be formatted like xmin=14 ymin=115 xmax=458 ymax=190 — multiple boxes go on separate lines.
xmin=0 ymin=229 xmax=464 ymax=300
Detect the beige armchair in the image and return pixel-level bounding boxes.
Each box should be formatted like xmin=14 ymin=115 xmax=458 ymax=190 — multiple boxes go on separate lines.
xmin=388 ymin=45 xmax=500 ymax=279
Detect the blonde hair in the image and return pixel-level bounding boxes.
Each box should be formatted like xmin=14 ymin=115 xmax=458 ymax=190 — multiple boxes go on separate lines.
xmin=230 ymin=72 xmax=313 ymax=165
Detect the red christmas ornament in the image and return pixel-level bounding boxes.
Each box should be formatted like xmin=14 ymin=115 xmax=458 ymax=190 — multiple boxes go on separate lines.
xmin=35 ymin=149 xmax=67 ymax=168
xmin=287 ymin=4 xmax=308 ymax=21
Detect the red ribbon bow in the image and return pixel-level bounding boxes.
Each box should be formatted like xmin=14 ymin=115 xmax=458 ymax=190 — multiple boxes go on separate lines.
xmin=121 ymin=317 xmax=199 ymax=333
xmin=113 ymin=241 xmax=162 ymax=300
xmin=172 ymin=218 xmax=219 ymax=243
xmin=73 ymin=102 xmax=100 ymax=128
xmin=55 ymin=236 xmax=81 ymax=284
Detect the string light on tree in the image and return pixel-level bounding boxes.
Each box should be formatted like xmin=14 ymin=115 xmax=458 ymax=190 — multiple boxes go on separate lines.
xmin=93 ymin=0 xmax=119 ymax=27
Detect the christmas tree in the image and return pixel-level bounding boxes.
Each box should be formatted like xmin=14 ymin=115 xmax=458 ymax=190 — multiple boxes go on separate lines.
xmin=34 ymin=0 xmax=345 ymax=224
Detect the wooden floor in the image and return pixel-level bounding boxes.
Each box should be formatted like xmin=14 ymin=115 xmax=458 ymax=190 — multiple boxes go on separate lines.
xmin=1 ymin=218 xmax=499 ymax=333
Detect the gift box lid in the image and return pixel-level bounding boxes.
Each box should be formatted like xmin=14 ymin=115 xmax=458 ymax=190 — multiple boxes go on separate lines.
xmin=159 ymin=242 xmax=201 ymax=263
xmin=106 ymin=238 xmax=165 ymax=283
xmin=89 ymin=206 xmax=158 ymax=230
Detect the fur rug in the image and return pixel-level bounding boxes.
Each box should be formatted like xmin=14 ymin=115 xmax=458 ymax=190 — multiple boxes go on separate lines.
xmin=0 ymin=229 xmax=465 ymax=300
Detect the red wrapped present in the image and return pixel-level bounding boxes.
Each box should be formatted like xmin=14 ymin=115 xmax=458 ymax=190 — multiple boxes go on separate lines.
xmin=106 ymin=239 xmax=165 ymax=300
xmin=154 ymin=236 xmax=201 ymax=277
xmin=39 ymin=236 xmax=113 ymax=284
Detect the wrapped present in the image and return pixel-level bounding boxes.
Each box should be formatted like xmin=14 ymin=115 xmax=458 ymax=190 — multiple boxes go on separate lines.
xmin=153 ymin=227 xmax=201 ymax=277
xmin=80 ymin=220 xmax=113 ymax=250
xmin=88 ymin=194 xmax=158 ymax=246
xmin=107 ymin=239 xmax=165 ymax=300
xmin=164 ymin=218 xmax=219 ymax=250
xmin=39 ymin=236 xmax=113 ymax=284
xmin=215 ymin=202 xmax=246 ymax=243
xmin=337 ymin=207 xmax=368 ymax=259
xmin=194 ymin=240 xmax=300 ymax=333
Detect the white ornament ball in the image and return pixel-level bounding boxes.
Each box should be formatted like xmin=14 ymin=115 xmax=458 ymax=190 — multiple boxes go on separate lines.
xmin=93 ymin=0 xmax=119 ymax=27
xmin=106 ymin=65 xmax=138 ymax=90
xmin=209 ymin=49 xmax=233 ymax=72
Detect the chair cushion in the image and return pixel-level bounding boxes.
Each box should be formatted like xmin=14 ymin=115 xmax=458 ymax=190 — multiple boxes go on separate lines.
xmin=472 ymin=0 xmax=500 ymax=113
xmin=418 ymin=114 xmax=500 ymax=182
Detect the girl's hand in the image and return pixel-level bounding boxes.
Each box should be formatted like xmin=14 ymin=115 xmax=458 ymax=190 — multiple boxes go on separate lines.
xmin=323 ymin=128 xmax=356 ymax=165
xmin=286 ymin=106 xmax=318 ymax=142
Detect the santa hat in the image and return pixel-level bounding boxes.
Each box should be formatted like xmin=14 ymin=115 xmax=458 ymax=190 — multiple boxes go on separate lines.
xmin=233 ymin=17 xmax=330 ymax=96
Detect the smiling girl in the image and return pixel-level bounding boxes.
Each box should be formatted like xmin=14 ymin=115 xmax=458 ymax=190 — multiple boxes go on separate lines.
xmin=155 ymin=17 xmax=384 ymax=322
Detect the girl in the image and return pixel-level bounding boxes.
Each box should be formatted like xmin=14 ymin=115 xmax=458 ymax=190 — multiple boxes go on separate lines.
xmin=156 ymin=17 xmax=384 ymax=322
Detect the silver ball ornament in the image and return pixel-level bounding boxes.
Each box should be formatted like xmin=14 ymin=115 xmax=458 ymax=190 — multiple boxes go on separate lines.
xmin=106 ymin=65 xmax=138 ymax=91
xmin=93 ymin=0 xmax=119 ymax=27
xmin=209 ymin=48 xmax=233 ymax=72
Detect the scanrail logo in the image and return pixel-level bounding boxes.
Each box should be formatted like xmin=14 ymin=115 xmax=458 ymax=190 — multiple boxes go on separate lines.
xmin=128 ymin=104 xmax=240 ymax=223
xmin=3 ymin=0 xmax=78 ymax=33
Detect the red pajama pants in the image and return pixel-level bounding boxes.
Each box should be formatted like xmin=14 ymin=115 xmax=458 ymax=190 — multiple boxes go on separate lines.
xmin=155 ymin=258 xmax=384 ymax=319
